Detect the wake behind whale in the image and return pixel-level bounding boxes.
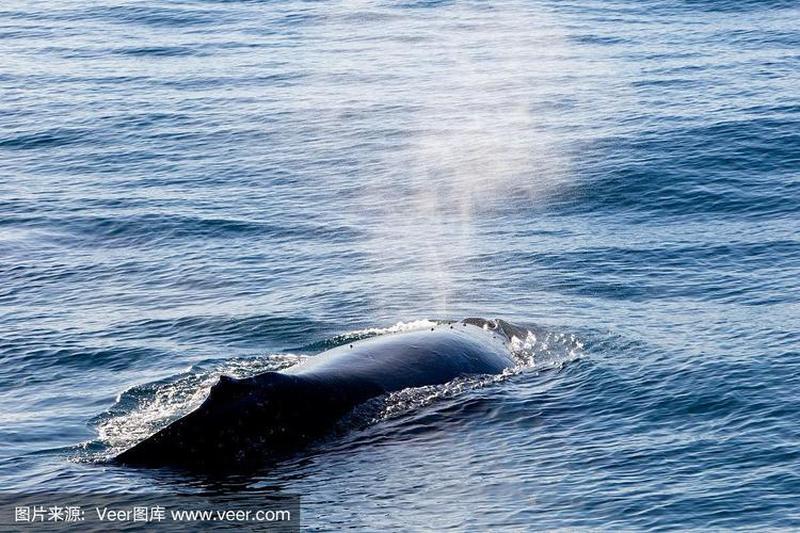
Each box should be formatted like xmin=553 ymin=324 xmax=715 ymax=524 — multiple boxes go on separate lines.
xmin=115 ymin=318 xmax=532 ymax=470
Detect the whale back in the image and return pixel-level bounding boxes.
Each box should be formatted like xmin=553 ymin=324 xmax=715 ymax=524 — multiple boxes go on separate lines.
xmin=115 ymin=319 xmax=520 ymax=469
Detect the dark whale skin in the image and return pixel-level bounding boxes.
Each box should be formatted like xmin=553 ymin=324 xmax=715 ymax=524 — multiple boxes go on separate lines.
xmin=114 ymin=319 xmax=521 ymax=470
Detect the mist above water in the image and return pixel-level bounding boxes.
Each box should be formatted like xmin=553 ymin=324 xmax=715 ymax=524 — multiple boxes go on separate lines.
xmin=308 ymin=1 xmax=627 ymax=313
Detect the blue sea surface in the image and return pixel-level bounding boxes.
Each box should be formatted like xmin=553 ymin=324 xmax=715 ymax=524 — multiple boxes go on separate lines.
xmin=1 ymin=0 xmax=799 ymax=529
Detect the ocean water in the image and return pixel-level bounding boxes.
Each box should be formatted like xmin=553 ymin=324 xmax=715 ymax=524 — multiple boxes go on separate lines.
xmin=1 ymin=0 xmax=799 ymax=529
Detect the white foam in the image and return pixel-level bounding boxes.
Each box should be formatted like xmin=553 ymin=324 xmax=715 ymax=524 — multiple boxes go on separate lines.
xmin=350 ymin=319 xmax=439 ymax=337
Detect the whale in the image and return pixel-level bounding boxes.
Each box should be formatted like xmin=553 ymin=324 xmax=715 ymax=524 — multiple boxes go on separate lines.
xmin=115 ymin=318 xmax=528 ymax=470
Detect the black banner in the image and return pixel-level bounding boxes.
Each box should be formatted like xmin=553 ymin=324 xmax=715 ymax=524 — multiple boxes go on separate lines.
xmin=0 ymin=492 xmax=300 ymax=532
